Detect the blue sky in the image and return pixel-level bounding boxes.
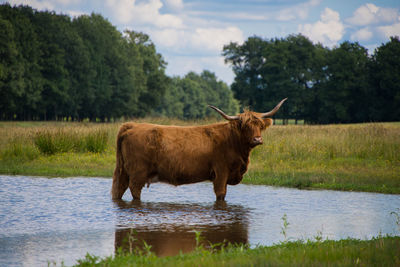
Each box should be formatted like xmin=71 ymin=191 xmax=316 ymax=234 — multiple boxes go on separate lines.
xmin=3 ymin=0 xmax=400 ymax=84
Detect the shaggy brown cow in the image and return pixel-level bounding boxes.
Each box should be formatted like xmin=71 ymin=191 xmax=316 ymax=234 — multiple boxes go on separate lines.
xmin=111 ymin=98 xmax=287 ymax=201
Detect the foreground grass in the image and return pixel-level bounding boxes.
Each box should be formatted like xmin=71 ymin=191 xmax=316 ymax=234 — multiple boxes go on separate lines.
xmin=75 ymin=236 xmax=400 ymax=267
xmin=0 ymin=120 xmax=399 ymax=194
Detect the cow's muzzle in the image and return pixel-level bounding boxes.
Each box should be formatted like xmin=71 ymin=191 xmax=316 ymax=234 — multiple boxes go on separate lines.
xmin=251 ymin=136 xmax=263 ymax=146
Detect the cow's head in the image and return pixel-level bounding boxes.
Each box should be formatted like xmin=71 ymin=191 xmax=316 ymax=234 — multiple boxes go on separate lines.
xmin=209 ymin=98 xmax=287 ymax=148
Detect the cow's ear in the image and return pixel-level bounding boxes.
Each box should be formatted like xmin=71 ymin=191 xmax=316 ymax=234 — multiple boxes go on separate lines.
xmin=263 ymin=118 xmax=273 ymax=128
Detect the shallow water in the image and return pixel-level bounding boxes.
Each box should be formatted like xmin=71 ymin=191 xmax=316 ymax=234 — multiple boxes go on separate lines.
xmin=0 ymin=175 xmax=399 ymax=266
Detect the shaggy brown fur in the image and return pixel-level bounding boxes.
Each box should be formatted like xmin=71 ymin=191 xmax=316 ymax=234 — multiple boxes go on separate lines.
xmin=111 ymin=110 xmax=275 ymax=201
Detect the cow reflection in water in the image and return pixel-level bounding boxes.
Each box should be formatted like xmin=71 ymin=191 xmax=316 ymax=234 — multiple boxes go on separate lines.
xmin=113 ymin=200 xmax=248 ymax=256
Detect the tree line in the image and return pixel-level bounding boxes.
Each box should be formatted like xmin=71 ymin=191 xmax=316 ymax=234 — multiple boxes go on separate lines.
xmin=223 ymin=34 xmax=400 ymax=124
xmin=0 ymin=4 xmax=238 ymax=121
xmin=1 ymin=4 xmax=399 ymax=123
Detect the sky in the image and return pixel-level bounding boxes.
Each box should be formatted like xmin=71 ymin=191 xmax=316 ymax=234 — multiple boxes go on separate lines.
xmin=3 ymin=0 xmax=400 ymax=84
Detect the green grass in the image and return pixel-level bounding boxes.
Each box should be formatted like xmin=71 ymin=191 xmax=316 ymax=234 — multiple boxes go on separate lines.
xmin=0 ymin=122 xmax=116 ymax=177
xmin=0 ymin=120 xmax=399 ymax=194
xmin=74 ymin=236 xmax=400 ymax=267
xmin=33 ymin=128 xmax=109 ymax=154
xmin=244 ymin=123 xmax=400 ymax=194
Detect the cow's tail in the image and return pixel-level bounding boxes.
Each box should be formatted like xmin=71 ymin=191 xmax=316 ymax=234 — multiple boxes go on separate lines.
xmin=111 ymin=124 xmax=132 ymax=199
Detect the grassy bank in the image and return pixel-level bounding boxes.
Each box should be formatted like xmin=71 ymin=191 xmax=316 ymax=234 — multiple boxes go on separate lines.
xmin=246 ymin=122 xmax=400 ymax=194
xmin=75 ymin=236 xmax=400 ymax=266
xmin=0 ymin=120 xmax=399 ymax=194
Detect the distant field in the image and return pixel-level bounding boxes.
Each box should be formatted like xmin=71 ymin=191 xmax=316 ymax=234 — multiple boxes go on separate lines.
xmin=0 ymin=120 xmax=399 ymax=194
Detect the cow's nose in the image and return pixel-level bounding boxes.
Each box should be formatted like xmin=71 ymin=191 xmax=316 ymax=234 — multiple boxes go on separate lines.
xmin=253 ymin=136 xmax=263 ymax=145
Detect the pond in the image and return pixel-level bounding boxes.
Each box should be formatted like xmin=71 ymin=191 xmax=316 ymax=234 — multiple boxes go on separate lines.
xmin=0 ymin=175 xmax=399 ymax=266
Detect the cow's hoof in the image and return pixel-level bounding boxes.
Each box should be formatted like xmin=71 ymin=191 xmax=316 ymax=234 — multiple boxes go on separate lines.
xmin=131 ymin=196 xmax=141 ymax=201
xmin=216 ymin=195 xmax=225 ymax=201
xmin=214 ymin=201 xmax=227 ymax=209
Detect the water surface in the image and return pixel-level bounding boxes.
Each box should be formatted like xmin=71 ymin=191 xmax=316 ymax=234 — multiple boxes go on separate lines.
xmin=0 ymin=175 xmax=399 ymax=266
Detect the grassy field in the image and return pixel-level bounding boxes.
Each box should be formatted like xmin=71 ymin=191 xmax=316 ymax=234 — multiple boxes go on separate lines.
xmin=247 ymin=122 xmax=400 ymax=194
xmin=75 ymin=236 xmax=400 ymax=266
xmin=0 ymin=120 xmax=399 ymax=194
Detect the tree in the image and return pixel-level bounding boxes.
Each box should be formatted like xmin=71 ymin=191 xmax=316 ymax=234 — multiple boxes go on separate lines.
xmin=315 ymin=42 xmax=371 ymax=123
xmin=124 ymin=30 xmax=169 ymax=117
xmin=0 ymin=17 xmax=20 ymax=120
xmin=33 ymin=10 xmax=72 ymax=120
xmin=224 ymin=34 xmax=380 ymax=124
xmin=370 ymin=36 xmax=400 ymax=122
xmin=187 ymin=70 xmax=238 ymax=117
xmin=302 ymin=43 xmax=329 ymax=124
xmin=200 ymin=70 xmax=239 ymax=117
xmin=181 ymin=77 xmax=207 ymax=119
xmin=157 ymin=71 xmax=238 ymax=120
xmin=73 ymin=14 xmax=118 ymax=121
xmin=223 ymin=34 xmax=317 ymax=122
xmin=0 ymin=4 xmax=43 ymax=120
xmin=157 ymin=77 xmax=185 ymax=118
xmin=63 ymin=22 xmax=91 ymax=121
xmin=223 ymin=36 xmax=267 ymax=111
xmin=284 ymin=34 xmax=317 ymax=123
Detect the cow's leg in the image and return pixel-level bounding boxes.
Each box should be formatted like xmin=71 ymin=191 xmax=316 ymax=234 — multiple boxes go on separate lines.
xmin=213 ymin=168 xmax=228 ymax=201
xmin=127 ymin=168 xmax=148 ymax=200
xmin=111 ymin=166 xmax=129 ymax=199
xmin=129 ymin=180 xmax=145 ymax=200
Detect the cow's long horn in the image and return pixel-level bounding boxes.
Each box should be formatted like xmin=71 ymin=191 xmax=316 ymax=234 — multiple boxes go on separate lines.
xmin=208 ymin=105 xmax=239 ymax=121
xmin=260 ymin=98 xmax=288 ymax=118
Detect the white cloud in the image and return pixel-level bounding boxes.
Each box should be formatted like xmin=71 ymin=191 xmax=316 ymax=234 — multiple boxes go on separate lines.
xmin=377 ymin=23 xmax=400 ymax=38
xmin=224 ymin=12 xmax=268 ymax=21
xmin=8 ymin=0 xmax=55 ymax=10
xmin=276 ymin=0 xmax=321 ymax=21
xmin=164 ymin=55 xmax=234 ymax=84
xmin=105 ymin=0 xmax=132 ymax=24
xmin=298 ymin=8 xmax=344 ymax=47
xmin=151 ymin=26 xmax=244 ymax=54
xmin=187 ymin=0 xmax=321 ymax=23
xmin=346 ymin=3 xmax=400 ymax=44
xmin=348 ymin=3 xmax=378 ymax=25
xmin=188 ymin=10 xmax=269 ymax=21
xmin=149 ymin=24 xmax=242 ymax=84
xmin=67 ymin=10 xmax=88 ymax=18
xmin=54 ymin=0 xmax=80 ymax=5
xmin=106 ymin=0 xmax=183 ymax=28
xmin=351 ymin=27 xmax=373 ymax=41
xmin=164 ymin=0 xmax=183 ymax=11
xmin=192 ymin=27 xmax=244 ymax=52
xmin=150 ymin=28 xmax=187 ymax=48
xmin=8 ymin=0 xmax=81 ymax=10
xmin=347 ymin=3 xmax=399 ymax=26
xmin=320 ymin=7 xmax=340 ymax=22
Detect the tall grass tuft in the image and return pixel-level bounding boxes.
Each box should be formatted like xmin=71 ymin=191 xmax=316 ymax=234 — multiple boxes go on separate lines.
xmin=84 ymin=130 xmax=108 ymax=153
xmin=33 ymin=128 xmax=109 ymax=154
xmin=34 ymin=130 xmax=75 ymax=154
xmin=1 ymin=137 xmax=39 ymax=161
